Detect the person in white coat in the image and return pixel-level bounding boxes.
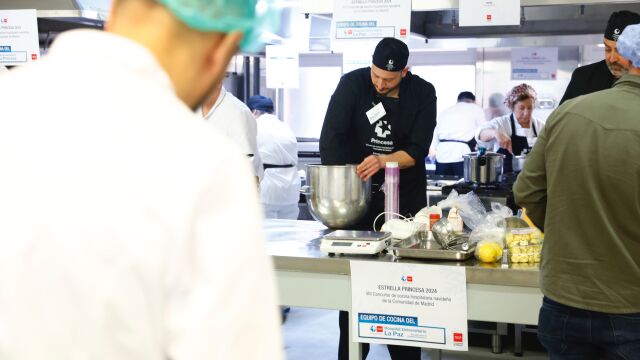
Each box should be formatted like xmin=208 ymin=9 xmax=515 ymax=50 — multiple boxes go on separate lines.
xmin=0 ymin=1 xmax=284 ymax=360
xmin=429 ymin=91 xmax=485 ymax=177
xmin=248 ymin=95 xmax=301 ymax=219
xmin=476 ymin=83 xmax=546 ymax=173
xmin=201 ymin=82 xmax=263 ymax=180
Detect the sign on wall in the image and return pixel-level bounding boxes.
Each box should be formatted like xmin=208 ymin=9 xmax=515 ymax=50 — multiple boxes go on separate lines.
xmin=350 ymin=261 xmax=468 ymax=351
xmin=511 ymin=47 xmax=559 ymax=80
xmin=0 ymin=9 xmax=40 ymax=66
xmin=266 ymin=44 xmax=300 ymax=89
xmin=331 ymin=0 xmax=411 ymax=53
xmin=459 ymin=0 xmax=520 ymax=27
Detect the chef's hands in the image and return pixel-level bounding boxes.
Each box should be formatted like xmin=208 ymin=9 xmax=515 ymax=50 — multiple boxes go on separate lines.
xmin=496 ymin=131 xmax=512 ymax=154
xmin=357 ymin=155 xmax=383 ymax=181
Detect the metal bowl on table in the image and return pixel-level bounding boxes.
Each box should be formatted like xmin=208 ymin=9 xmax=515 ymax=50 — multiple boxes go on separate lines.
xmin=431 ymin=218 xmax=470 ymax=250
xmin=301 ymin=164 xmax=371 ymax=229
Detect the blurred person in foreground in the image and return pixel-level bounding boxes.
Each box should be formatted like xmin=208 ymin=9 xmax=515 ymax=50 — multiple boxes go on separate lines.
xmin=247 ymin=95 xmax=301 ymax=220
xmin=514 ymin=24 xmax=640 ymax=359
xmin=429 ymin=91 xmax=485 ymax=177
xmin=560 ymin=10 xmax=640 ymax=105
xmin=0 ymin=0 xmax=284 ymax=359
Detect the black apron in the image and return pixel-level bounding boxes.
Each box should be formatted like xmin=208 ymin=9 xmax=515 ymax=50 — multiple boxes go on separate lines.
xmin=497 ymin=114 xmax=537 ymax=173
xmin=263 ymin=163 xmax=294 ymax=170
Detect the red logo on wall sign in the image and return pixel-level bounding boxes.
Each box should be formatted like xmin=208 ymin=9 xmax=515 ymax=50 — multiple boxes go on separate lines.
xmin=407 ymin=276 xmax=413 ymax=282
xmin=31 ymin=54 xmax=37 ymax=60
xmin=376 ymin=326 xmax=383 ymax=333
xmin=400 ymin=28 xmax=407 ymax=36
xmin=1 ymin=18 xmax=7 ymax=23
xmin=486 ymin=14 xmax=492 ymax=21
xmin=453 ymin=333 xmax=463 ymax=343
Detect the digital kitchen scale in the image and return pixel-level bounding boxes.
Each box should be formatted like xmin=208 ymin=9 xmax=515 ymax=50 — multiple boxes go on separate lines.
xmin=320 ymin=230 xmax=392 ymax=255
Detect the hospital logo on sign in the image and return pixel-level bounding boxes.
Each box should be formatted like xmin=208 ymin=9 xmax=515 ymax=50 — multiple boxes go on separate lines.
xmin=453 ymin=332 xmax=464 ymax=346
xmin=401 ymin=275 xmax=413 ymax=282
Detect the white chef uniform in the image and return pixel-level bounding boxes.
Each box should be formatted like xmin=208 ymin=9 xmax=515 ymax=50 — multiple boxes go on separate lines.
xmin=201 ymin=86 xmax=264 ymax=179
xmin=256 ymin=113 xmax=301 ymax=219
xmin=0 ymin=29 xmax=283 ymax=360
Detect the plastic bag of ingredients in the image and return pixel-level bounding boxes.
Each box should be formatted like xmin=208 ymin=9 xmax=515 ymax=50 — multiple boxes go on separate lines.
xmin=468 ymin=203 xmax=513 ymax=263
xmin=470 ymin=223 xmax=505 ymax=263
xmin=485 ymin=203 xmax=514 ymax=225
xmin=437 ymin=190 xmax=487 ymax=230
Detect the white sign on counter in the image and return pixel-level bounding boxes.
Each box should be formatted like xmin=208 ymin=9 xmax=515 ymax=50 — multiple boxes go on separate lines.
xmin=511 ymin=47 xmax=559 ymax=80
xmin=0 ymin=9 xmax=40 ymax=66
xmin=459 ymin=0 xmax=520 ymax=27
xmin=331 ymin=0 xmax=411 ymax=53
xmin=265 ymin=44 xmax=299 ymax=89
xmin=350 ymin=261 xmax=468 ymax=351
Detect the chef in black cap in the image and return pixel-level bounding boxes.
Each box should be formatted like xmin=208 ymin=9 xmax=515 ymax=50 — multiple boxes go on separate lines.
xmin=560 ymin=10 xmax=640 ymax=104
xmin=320 ymin=37 xmax=436 ymax=360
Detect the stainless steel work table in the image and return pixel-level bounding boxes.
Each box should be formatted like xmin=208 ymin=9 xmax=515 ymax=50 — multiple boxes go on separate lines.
xmin=265 ymin=219 xmax=543 ymax=360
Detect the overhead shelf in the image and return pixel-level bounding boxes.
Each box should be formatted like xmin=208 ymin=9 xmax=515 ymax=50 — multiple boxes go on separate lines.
xmin=300 ymin=0 xmax=640 ymax=13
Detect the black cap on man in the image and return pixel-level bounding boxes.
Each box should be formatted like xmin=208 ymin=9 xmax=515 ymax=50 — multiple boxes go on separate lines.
xmin=605 ymin=10 xmax=640 ymax=41
xmin=372 ymin=37 xmax=409 ymax=72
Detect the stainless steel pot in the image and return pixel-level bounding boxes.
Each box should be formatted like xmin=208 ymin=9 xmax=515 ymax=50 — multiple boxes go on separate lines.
xmin=512 ymin=155 xmax=527 ymax=173
xmin=462 ymin=152 xmax=505 ymax=184
xmin=301 ymin=164 xmax=371 ymax=229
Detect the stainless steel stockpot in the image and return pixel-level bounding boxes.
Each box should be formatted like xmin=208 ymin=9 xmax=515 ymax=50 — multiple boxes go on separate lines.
xmin=462 ymin=152 xmax=505 ymax=184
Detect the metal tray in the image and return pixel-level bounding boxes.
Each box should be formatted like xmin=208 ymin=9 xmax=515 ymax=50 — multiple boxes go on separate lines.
xmin=390 ymin=238 xmax=475 ymax=261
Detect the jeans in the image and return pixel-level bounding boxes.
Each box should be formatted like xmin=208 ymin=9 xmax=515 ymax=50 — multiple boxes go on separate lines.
xmin=538 ymin=296 xmax=640 ymax=360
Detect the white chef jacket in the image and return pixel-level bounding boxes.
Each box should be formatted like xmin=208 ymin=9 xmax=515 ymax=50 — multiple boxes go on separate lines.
xmin=256 ymin=113 xmax=301 ymax=206
xmin=201 ymin=87 xmax=263 ymax=179
xmin=475 ymin=113 xmax=546 ymax=153
xmin=0 ymin=30 xmax=283 ymax=360
xmin=430 ymin=102 xmax=486 ymax=163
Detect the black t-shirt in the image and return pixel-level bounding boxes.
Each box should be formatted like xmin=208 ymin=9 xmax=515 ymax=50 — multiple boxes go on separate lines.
xmin=319 ymin=67 xmax=437 ymax=228
xmin=560 ymin=60 xmax=616 ymax=105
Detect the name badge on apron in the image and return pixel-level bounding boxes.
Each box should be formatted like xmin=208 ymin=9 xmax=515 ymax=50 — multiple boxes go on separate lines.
xmin=366 ymin=102 xmax=386 ymax=125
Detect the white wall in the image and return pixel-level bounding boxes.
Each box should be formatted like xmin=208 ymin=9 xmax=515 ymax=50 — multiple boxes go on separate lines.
xmin=410 ymin=64 xmax=477 ymax=116
xmin=283 ymin=66 xmax=342 ymax=139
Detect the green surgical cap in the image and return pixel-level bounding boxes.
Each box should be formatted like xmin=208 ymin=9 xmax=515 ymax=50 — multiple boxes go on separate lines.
xmin=157 ymin=0 xmax=278 ymax=52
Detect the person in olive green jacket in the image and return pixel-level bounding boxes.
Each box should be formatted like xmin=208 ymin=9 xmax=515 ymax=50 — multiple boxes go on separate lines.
xmin=514 ymin=24 xmax=640 ymax=359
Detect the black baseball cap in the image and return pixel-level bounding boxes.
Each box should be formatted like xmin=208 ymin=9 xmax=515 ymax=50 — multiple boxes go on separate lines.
xmin=604 ymin=10 xmax=640 ymax=41
xmin=372 ymin=38 xmax=409 ymax=72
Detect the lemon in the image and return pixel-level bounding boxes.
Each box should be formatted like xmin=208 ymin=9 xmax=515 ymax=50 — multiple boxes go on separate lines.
xmin=477 ymin=244 xmax=498 ymax=263
xmin=489 ymin=242 xmax=503 ymax=258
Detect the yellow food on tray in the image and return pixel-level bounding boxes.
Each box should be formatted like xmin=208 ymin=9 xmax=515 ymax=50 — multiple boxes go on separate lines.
xmin=506 ymin=228 xmax=543 ymax=263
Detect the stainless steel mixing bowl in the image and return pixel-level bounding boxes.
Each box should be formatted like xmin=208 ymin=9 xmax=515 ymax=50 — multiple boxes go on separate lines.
xmin=301 ymin=164 xmax=371 ymax=229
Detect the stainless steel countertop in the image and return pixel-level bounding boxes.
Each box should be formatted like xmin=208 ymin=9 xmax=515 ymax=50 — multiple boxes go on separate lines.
xmin=265 ymin=219 xmax=540 ymax=288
